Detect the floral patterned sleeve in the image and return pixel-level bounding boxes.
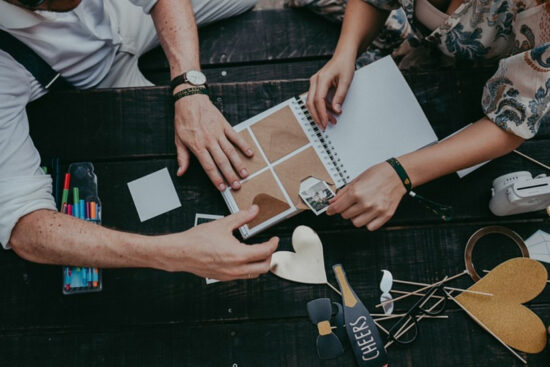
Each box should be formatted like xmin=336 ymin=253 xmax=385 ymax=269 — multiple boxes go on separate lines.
xmin=360 ymin=0 xmax=401 ymax=12
xmin=482 ymin=43 xmax=550 ymax=139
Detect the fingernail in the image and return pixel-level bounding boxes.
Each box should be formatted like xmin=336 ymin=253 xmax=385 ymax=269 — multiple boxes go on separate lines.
xmin=240 ymin=168 xmax=248 ymax=177
xmin=335 ymin=104 xmax=342 ymax=112
xmin=219 ymin=183 xmax=226 ymax=191
xmin=177 ymin=167 xmax=183 ymax=175
xmin=246 ymin=149 xmax=253 ymax=156
xmin=232 ymin=181 xmax=240 ymax=189
xmin=250 ymin=204 xmax=259 ymax=213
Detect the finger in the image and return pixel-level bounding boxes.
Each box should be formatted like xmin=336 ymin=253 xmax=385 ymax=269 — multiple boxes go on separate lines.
xmin=331 ymin=75 xmax=352 ymax=114
xmin=210 ymin=144 xmax=241 ymax=190
xmin=366 ymin=215 xmax=391 ymax=231
xmin=220 ymin=137 xmax=249 ymax=179
xmin=350 ymin=211 xmax=378 ymax=228
xmin=240 ymin=236 xmax=279 ymax=263
xmin=222 ymin=205 xmax=260 ymax=230
xmin=325 ymin=100 xmax=338 ymax=125
xmin=340 ymin=203 xmax=364 ymax=220
xmin=327 ymin=190 xmax=356 ymax=215
xmin=175 ymin=138 xmax=190 ymax=176
xmin=314 ymin=76 xmax=331 ymax=129
xmin=225 ymin=126 xmax=254 ymax=158
xmin=329 ymin=185 xmax=349 ymax=203
xmin=307 ymin=76 xmax=322 ymax=127
xmin=237 ymin=256 xmax=273 ymax=279
xmin=196 ymin=150 xmax=226 ymax=191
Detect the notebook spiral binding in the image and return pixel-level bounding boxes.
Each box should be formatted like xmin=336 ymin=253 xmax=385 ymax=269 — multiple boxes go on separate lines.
xmin=294 ymin=97 xmax=350 ymax=186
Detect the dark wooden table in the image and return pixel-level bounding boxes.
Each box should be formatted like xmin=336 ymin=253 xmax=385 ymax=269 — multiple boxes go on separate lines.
xmin=3 ymin=8 xmax=549 ymax=366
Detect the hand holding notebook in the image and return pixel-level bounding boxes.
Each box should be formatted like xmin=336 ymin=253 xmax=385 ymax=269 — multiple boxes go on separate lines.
xmin=221 ymin=56 xmax=438 ymax=238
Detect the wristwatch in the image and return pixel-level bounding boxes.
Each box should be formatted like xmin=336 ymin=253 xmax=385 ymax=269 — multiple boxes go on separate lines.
xmin=170 ymin=70 xmax=207 ymax=91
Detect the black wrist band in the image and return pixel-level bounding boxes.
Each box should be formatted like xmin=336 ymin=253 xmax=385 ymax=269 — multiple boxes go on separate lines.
xmin=386 ymin=157 xmax=412 ymax=193
xmin=173 ymin=87 xmax=209 ymax=103
xmin=170 ymin=74 xmax=189 ymax=91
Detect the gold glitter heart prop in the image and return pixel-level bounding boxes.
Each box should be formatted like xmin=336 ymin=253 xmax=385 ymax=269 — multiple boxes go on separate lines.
xmin=454 ymin=258 xmax=547 ymax=354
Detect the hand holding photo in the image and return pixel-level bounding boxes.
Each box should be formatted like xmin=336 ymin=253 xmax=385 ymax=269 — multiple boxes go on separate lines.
xmin=299 ymin=177 xmax=335 ymax=215
xmin=194 ymin=213 xmax=224 ymax=284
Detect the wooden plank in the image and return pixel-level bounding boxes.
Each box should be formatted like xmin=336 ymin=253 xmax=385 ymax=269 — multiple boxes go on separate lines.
xmin=26 ymin=138 xmax=550 ymax=232
xmin=0 ymin=222 xmax=548 ymax=328
xmin=143 ymin=59 xmax=330 ymax=84
xmin=28 ymin=69 xmax=549 ymax=162
xmin=0 ymin=308 xmax=548 ymax=366
xmin=138 ymin=9 xmax=340 ymax=71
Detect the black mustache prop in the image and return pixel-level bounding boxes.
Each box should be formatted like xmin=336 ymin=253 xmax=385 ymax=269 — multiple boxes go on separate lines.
xmin=333 ymin=264 xmax=388 ymax=367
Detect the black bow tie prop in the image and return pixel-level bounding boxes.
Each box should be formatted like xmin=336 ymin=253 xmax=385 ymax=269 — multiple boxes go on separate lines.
xmin=306 ymin=298 xmax=346 ymax=359
xmin=333 ymin=264 xmax=388 ymax=367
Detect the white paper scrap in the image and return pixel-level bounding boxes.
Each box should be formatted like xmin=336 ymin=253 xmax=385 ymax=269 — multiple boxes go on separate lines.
xmin=127 ymin=168 xmax=182 ymax=222
xmin=525 ymin=230 xmax=550 ymax=264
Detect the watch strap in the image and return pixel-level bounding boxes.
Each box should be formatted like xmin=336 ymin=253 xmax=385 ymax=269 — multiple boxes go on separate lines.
xmin=170 ymin=74 xmax=188 ymax=91
xmin=173 ymin=87 xmax=209 ymax=103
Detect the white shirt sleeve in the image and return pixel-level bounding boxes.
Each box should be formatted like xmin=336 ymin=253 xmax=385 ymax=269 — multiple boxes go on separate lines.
xmin=128 ymin=0 xmax=159 ymax=13
xmin=0 ymin=50 xmax=57 ymax=249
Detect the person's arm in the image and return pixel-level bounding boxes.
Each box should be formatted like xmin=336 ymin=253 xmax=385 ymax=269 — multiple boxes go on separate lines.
xmin=150 ymin=0 xmax=253 ymax=191
xmin=0 ymin=50 xmax=277 ymax=281
xmin=327 ymin=118 xmax=524 ymax=230
xmin=307 ymin=0 xmax=390 ymax=129
xmin=11 ymin=206 xmax=278 ymax=280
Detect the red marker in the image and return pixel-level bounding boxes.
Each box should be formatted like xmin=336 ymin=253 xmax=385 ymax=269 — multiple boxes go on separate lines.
xmin=60 ymin=173 xmax=71 ymax=211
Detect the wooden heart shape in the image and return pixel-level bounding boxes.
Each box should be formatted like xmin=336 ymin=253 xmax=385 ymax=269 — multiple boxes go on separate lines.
xmin=455 ymin=258 xmax=548 ymax=353
xmin=270 ymin=225 xmax=327 ymax=284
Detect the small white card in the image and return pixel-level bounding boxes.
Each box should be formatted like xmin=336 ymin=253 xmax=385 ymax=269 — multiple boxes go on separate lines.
xmin=194 ymin=213 xmax=224 ymax=284
xmin=299 ymin=177 xmax=335 ymax=215
xmin=127 ymin=168 xmax=182 ymax=222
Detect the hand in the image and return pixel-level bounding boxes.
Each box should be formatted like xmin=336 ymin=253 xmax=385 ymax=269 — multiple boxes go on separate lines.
xmin=326 ymin=162 xmax=406 ymax=231
xmin=174 ymin=93 xmax=254 ymax=191
xmin=307 ymin=52 xmax=356 ymax=130
xmin=159 ymin=205 xmax=279 ymax=280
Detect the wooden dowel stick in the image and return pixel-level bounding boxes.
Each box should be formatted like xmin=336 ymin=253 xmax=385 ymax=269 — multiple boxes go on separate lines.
xmin=377 ymin=271 xmax=467 ymax=308
xmin=326 ymin=282 xmax=342 ymax=296
xmin=393 ymin=279 xmax=492 ymax=296
xmin=513 ymin=150 xmax=550 ymax=171
xmin=444 ymin=289 xmax=527 ymax=364
xmin=373 ymin=314 xmax=448 ymax=322
xmin=374 ymin=320 xmax=390 ymax=335
xmin=391 ymin=289 xmax=445 ymax=300
xmin=386 ymin=277 xmax=449 ymax=343
xmin=385 ymin=291 xmax=450 ymax=349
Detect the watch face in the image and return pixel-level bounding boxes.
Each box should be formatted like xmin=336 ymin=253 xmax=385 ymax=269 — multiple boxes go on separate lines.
xmin=186 ymin=70 xmax=207 ymax=86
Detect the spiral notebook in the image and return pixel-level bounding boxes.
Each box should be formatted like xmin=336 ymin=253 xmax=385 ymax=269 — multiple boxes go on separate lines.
xmin=221 ymin=56 xmax=438 ymax=238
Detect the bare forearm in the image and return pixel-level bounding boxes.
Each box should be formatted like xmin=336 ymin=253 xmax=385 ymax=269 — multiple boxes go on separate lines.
xmin=151 ymin=0 xmax=200 ymax=79
xmin=399 ymin=117 xmax=525 ymax=187
xmin=10 ymin=210 xmax=158 ymax=268
xmin=334 ymin=0 xmax=389 ymax=59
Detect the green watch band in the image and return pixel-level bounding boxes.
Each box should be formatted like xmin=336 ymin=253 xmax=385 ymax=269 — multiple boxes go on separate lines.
xmin=173 ymin=87 xmax=209 ymax=103
xmin=386 ymin=157 xmax=412 ymax=193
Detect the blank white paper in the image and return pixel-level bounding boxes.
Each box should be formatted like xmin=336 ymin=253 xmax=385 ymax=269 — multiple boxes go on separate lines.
xmin=325 ymin=56 xmax=438 ymax=182
xmin=127 ymin=168 xmax=182 ymax=222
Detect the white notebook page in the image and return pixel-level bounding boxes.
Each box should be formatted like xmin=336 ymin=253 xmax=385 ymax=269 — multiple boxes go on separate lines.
xmin=324 ymin=56 xmax=438 ymax=182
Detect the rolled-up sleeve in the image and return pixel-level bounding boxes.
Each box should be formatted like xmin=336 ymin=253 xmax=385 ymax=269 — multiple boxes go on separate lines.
xmin=128 ymin=0 xmax=159 ymax=13
xmin=482 ymin=43 xmax=550 ymax=139
xmin=361 ymin=0 xmax=401 ymax=12
xmin=0 ymin=51 xmax=56 ymax=249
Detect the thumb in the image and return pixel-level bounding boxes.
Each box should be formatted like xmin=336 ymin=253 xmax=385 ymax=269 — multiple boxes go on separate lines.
xmin=332 ymin=77 xmax=351 ymax=114
xmin=175 ymin=139 xmax=190 ymax=177
xmin=224 ymin=205 xmax=260 ymax=230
